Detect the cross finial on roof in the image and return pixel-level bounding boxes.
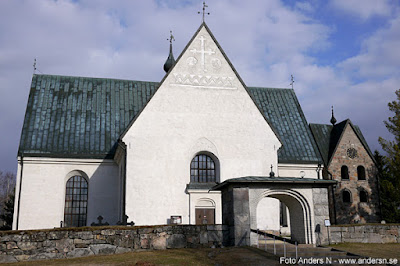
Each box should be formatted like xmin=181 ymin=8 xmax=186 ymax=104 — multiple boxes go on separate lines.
xmin=198 ymin=1 xmax=210 ymax=23
xmin=290 ymin=75 xmax=295 ymax=89
xmin=330 ymin=106 xmax=337 ymax=125
xmin=269 ymin=164 xmax=275 ymax=177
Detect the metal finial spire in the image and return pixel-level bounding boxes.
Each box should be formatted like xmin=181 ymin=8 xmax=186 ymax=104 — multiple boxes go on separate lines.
xmin=167 ymin=30 xmax=175 ymax=44
xmin=330 ymin=106 xmax=337 ymax=125
xmin=33 ymin=58 xmax=37 ymax=74
xmin=198 ymin=1 xmax=210 ymax=23
xmin=290 ymin=75 xmax=295 ymax=89
xmin=269 ymin=164 xmax=275 ymax=177
xmin=163 ymin=30 xmax=176 ymax=73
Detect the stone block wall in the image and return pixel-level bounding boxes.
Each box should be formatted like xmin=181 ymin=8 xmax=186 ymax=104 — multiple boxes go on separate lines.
xmin=0 ymin=224 xmax=228 ymax=263
xmin=329 ymin=225 xmax=400 ymax=244
xmin=312 ymin=188 xmax=330 ymax=246
xmin=328 ymin=125 xmax=380 ymax=224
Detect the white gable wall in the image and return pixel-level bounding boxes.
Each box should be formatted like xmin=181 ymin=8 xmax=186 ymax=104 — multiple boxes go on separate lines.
xmin=13 ymin=157 xmax=120 ymax=230
xmin=123 ymin=25 xmax=281 ymax=225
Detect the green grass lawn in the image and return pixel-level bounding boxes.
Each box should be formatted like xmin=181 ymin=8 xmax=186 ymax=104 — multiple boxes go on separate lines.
xmin=4 ymin=247 xmax=280 ymax=266
xmin=329 ymin=243 xmax=400 ymax=260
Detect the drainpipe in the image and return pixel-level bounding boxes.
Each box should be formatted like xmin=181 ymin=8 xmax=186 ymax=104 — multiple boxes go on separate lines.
xmin=16 ymin=153 xmax=24 ymax=230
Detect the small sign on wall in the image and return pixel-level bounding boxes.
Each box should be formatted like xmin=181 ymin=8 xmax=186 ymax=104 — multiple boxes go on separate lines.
xmin=171 ymin=216 xmax=182 ymax=224
xmin=324 ymin=219 xmax=331 ymax=227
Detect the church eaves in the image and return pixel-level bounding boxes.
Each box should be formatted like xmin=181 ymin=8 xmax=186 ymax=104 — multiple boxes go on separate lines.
xmin=19 ymin=74 xmax=322 ymax=164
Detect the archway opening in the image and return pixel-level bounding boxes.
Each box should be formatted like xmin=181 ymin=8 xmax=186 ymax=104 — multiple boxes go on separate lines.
xmin=256 ymin=193 xmax=307 ymax=244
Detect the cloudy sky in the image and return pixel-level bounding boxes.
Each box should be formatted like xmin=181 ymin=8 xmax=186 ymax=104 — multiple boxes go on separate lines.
xmin=0 ymin=0 xmax=399 ymax=173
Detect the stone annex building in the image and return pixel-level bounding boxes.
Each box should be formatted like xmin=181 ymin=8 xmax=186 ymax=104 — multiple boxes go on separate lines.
xmin=13 ymin=22 xmax=380 ymax=245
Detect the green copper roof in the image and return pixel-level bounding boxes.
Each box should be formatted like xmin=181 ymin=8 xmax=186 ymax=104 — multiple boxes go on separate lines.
xmin=19 ymin=74 xmax=322 ymax=164
xmin=249 ymin=87 xmax=322 ymax=164
xmin=310 ymin=119 xmax=375 ymax=166
xmin=19 ymin=74 xmax=158 ymax=158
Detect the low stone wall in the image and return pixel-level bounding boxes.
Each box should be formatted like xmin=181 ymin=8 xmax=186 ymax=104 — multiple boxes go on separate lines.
xmin=329 ymin=224 xmax=400 ymax=244
xmin=0 ymin=224 xmax=228 ymax=263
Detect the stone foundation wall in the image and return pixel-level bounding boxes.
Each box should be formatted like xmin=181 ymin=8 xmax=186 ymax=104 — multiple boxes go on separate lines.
xmin=330 ymin=225 xmax=400 ymax=244
xmin=0 ymin=224 xmax=228 ymax=263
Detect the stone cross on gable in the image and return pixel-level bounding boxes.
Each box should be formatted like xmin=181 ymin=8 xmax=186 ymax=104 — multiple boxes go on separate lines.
xmin=190 ymin=35 xmax=215 ymax=72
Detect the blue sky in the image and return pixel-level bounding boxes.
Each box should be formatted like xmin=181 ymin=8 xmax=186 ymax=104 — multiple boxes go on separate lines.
xmin=0 ymin=0 xmax=399 ymax=173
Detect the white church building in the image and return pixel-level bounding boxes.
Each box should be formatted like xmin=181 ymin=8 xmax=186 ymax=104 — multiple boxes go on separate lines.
xmin=13 ymin=22 xmax=357 ymax=245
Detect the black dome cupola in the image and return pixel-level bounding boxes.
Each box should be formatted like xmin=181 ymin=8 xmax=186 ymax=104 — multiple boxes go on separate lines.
xmin=163 ymin=31 xmax=176 ymax=73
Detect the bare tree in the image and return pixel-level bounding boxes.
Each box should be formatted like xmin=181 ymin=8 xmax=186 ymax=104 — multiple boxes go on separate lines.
xmin=0 ymin=171 xmax=16 ymax=230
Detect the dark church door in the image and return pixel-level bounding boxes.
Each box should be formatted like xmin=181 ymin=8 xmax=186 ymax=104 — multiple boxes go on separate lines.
xmin=195 ymin=208 xmax=215 ymax=225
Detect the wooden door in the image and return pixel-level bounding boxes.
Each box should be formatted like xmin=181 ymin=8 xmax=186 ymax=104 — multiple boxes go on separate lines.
xmin=195 ymin=208 xmax=215 ymax=225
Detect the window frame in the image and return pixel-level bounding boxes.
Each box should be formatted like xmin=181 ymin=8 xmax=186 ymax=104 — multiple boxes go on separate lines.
xmin=359 ymin=190 xmax=368 ymax=203
xmin=357 ymin=165 xmax=366 ymax=180
xmin=341 ymin=165 xmax=349 ymax=180
xmin=342 ymin=190 xmax=352 ymax=203
xmin=64 ymin=175 xmax=88 ymax=227
xmin=190 ymin=153 xmax=218 ymax=183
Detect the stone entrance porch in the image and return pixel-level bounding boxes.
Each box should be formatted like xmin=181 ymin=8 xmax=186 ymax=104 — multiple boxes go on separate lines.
xmin=212 ymin=176 xmax=336 ymax=247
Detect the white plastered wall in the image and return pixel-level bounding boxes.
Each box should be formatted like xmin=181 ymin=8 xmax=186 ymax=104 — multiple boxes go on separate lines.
xmin=122 ymin=25 xmax=281 ymax=226
xmin=278 ymin=163 xmax=321 ymax=179
xmin=13 ymin=157 xmax=120 ymax=230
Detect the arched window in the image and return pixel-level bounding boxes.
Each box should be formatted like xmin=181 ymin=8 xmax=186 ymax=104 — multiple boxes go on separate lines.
xmin=190 ymin=154 xmax=216 ymax=183
xmin=64 ymin=175 xmax=88 ymax=227
xmin=360 ymin=190 xmax=368 ymax=202
xmin=341 ymin=166 xmax=349 ymax=180
xmin=342 ymin=190 xmax=351 ymax=203
xmin=357 ymin=166 xmax=366 ymax=180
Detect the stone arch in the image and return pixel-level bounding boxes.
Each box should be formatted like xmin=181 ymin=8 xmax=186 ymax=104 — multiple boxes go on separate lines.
xmin=196 ymin=198 xmax=216 ymax=207
xmin=250 ymin=188 xmax=313 ymax=244
xmin=63 ymin=170 xmax=89 ymax=227
xmin=188 ymin=137 xmax=219 ymax=159
xmin=64 ymin=170 xmax=89 ymax=185
xmin=187 ymin=138 xmax=221 ymax=183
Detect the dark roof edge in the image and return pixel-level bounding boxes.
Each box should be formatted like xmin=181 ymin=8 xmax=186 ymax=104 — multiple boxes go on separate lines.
xmin=18 ymin=75 xmax=37 ymax=155
xmin=308 ymin=123 xmax=328 ymax=166
xmin=17 ymin=152 xmax=114 ymax=160
xmin=212 ymin=177 xmax=336 ymax=190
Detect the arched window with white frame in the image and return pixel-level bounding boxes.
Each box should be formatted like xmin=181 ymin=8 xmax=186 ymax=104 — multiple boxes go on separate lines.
xmin=190 ymin=153 xmax=219 ymax=183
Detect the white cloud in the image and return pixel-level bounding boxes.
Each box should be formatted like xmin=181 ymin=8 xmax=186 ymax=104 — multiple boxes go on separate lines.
xmin=338 ymin=16 xmax=400 ymax=79
xmin=330 ymin=0 xmax=392 ymax=20
xmin=0 ymin=0 xmax=399 ymax=172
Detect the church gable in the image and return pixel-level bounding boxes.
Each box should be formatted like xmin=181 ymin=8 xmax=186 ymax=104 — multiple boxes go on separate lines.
xmin=122 ymin=23 xmax=281 ymax=146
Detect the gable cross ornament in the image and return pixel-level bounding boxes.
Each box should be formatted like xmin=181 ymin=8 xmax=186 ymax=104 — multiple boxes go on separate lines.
xmin=190 ymin=35 xmax=215 ymax=72
xmin=198 ymin=1 xmax=210 ymax=23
